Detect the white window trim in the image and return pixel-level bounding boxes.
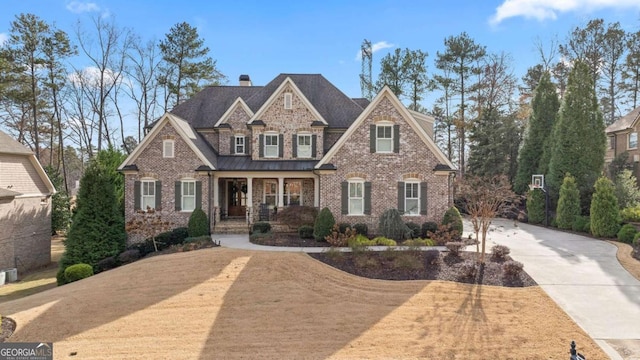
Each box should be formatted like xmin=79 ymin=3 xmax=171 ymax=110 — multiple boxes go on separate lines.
xmin=297 ymin=134 xmax=312 ymax=158
xmin=285 ymin=180 xmax=302 ymax=206
xmin=376 ymin=124 xmax=393 ymax=153
xmin=141 ymin=179 xmax=156 ymax=210
xmin=263 ymin=180 xmax=278 ymax=208
xmin=181 ymin=180 xmax=196 ymax=212
xmin=163 ymin=140 xmax=175 ymax=158
xmin=405 ymin=181 xmax=420 ymax=216
xmin=284 ymin=92 xmax=293 ymax=110
xmin=629 ymin=132 xmax=638 ymax=150
xmin=264 ymin=134 xmax=279 ymax=158
xmin=348 ymin=179 xmax=364 ymax=216
xmin=235 ymin=135 xmax=245 ymax=155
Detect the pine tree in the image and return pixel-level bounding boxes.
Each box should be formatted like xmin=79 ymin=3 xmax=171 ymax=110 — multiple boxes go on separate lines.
xmin=57 ymin=159 xmax=125 ymax=285
xmin=590 ymin=177 xmax=621 ymax=237
xmin=514 ymin=72 xmax=560 ymax=194
xmin=548 ymin=61 xmax=606 ymax=211
xmin=556 ymin=174 xmax=581 ymax=230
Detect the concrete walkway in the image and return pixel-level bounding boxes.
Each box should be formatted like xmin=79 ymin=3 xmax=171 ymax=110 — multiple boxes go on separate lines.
xmin=214 ymin=223 xmax=640 ymax=359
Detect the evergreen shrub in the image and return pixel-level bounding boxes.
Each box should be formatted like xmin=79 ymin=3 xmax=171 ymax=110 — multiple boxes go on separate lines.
xmin=64 ymin=263 xmax=94 ymax=283
xmin=313 ymin=207 xmax=335 ymax=241
xmin=379 ymin=209 xmax=411 ymax=241
xmin=617 ymin=224 xmax=637 ymax=244
xmin=442 ymin=207 xmax=463 ymax=235
xmin=188 ymin=208 xmax=209 ymax=237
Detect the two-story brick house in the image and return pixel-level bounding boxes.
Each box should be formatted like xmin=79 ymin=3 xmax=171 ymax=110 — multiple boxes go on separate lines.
xmin=119 ymin=74 xmax=455 ymax=241
xmin=605 ymin=106 xmax=640 ymax=177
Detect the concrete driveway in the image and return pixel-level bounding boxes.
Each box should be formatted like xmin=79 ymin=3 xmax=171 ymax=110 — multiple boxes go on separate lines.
xmin=477 ymin=218 xmax=640 ymax=360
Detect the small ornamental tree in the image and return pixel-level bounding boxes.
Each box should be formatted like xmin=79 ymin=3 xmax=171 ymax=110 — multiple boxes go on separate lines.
xmin=188 ymin=208 xmax=210 ymax=237
xmin=458 ymin=175 xmax=518 ymax=264
xmin=556 ymin=174 xmax=581 ymax=230
xmin=442 ymin=206 xmax=463 ymax=235
xmin=378 ymin=209 xmax=411 ymax=241
xmin=590 ymin=176 xmax=621 ymax=238
xmin=313 ymin=207 xmax=335 ymax=241
xmin=526 ymin=189 xmax=545 ymax=225
xmin=614 ymin=169 xmax=640 ymax=209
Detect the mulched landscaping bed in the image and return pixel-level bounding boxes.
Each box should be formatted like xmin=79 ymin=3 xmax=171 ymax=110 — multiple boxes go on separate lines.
xmin=310 ymin=250 xmax=537 ymax=287
xmin=251 ymin=232 xmax=327 ymax=247
xmin=0 ymin=316 xmax=16 ymax=342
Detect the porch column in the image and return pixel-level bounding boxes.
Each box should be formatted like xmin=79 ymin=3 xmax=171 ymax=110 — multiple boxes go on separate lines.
xmin=213 ymin=175 xmax=219 ymax=208
xmin=314 ymin=175 xmax=320 ymax=207
xmin=278 ymin=177 xmax=285 ymax=208
xmin=246 ymin=177 xmax=253 ymax=224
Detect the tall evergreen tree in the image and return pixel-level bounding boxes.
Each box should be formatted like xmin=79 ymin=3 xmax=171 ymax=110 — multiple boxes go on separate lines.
xmin=548 ymin=61 xmax=606 ymax=211
xmin=514 ymin=72 xmax=560 ymax=194
xmin=556 ymin=174 xmax=581 ymax=230
xmin=590 ymin=176 xmax=621 ymax=237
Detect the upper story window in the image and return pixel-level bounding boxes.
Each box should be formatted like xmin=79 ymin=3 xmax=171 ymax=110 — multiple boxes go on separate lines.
xmin=235 ymin=135 xmax=245 ymax=154
xmin=405 ymin=182 xmax=420 ymax=215
xmin=629 ymin=132 xmax=637 ymax=149
xmin=141 ymin=180 xmax=156 ymax=210
xmin=265 ymin=134 xmax=279 ymax=158
xmin=284 ymin=92 xmax=293 ymax=109
xmin=181 ymin=180 xmax=196 ymax=212
xmin=376 ymin=125 xmax=393 ymax=153
xmin=349 ymin=181 xmax=364 ymax=215
xmin=163 ymin=140 xmax=174 ymax=158
xmin=297 ymin=134 xmax=312 ymax=158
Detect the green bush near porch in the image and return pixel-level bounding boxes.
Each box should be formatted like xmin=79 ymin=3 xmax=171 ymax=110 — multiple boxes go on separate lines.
xmin=314 ymin=207 xmax=335 ymax=241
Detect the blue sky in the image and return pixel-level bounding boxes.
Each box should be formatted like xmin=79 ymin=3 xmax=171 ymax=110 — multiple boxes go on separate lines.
xmin=1 ymin=0 xmax=640 ymax=119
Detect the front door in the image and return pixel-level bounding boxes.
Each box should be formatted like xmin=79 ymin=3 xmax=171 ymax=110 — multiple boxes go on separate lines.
xmin=227 ymin=180 xmax=247 ymax=217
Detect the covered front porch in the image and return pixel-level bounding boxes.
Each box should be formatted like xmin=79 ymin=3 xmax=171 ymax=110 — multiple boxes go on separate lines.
xmin=211 ymin=171 xmax=319 ymax=226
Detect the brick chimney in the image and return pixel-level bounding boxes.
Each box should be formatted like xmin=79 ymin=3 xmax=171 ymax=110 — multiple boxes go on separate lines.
xmin=239 ymin=74 xmax=252 ymax=86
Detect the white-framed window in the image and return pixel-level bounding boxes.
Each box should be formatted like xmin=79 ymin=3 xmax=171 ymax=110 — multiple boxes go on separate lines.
xmin=284 ymin=181 xmax=301 ymax=206
xmin=265 ymin=134 xmax=278 ymax=158
xmin=163 ymin=140 xmax=174 ymax=158
xmin=141 ymin=180 xmax=156 ymax=210
xmin=349 ymin=181 xmax=364 ymax=215
xmin=181 ymin=180 xmax=196 ymax=212
xmin=405 ymin=182 xmax=420 ymax=215
xmin=235 ymin=135 xmax=245 ymax=154
xmin=297 ymin=134 xmax=312 ymax=158
xmin=629 ymin=132 xmax=637 ymax=149
xmin=284 ymin=92 xmax=292 ymax=109
xmin=264 ymin=180 xmax=278 ymax=208
xmin=376 ymin=125 xmax=393 ymax=153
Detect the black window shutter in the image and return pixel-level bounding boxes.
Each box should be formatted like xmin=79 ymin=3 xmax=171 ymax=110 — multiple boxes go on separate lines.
xmin=196 ymin=181 xmax=202 ymax=209
xmin=155 ymin=181 xmax=162 ymax=210
xmin=341 ymin=181 xmax=348 ymax=215
xmin=420 ymin=182 xmax=428 ymax=215
xmin=311 ymin=135 xmax=317 ymax=157
xmin=370 ymin=125 xmax=376 ymax=153
xmin=397 ymin=182 xmax=405 ymax=214
xmin=230 ymin=136 xmax=235 ymax=154
xmin=259 ymin=135 xmax=264 ymax=157
xmin=292 ymin=134 xmax=297 ymax=158
xmin=278 ymin=134 xmax=284 ymax=157
xmin=364 ymin=182 xmax=372 ymax=215
xmin=134 ymin=180 xmax=141 ymax=210
xmin=245 ymin=136 xmax=251 ymax=155
xmin=175 ymin=181 xmax=181 ymax=211
xmin=393 ymin=125 xmax=400 ymax=153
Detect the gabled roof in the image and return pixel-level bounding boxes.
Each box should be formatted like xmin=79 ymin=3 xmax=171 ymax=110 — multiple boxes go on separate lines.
xmin=213 ymin=97 xmax=254 ymax=128
xmin=0 ymin=188 xmax=22 ymax=199
xmin=0 ymin=130 xmax=56 ymax=195
xmin=118 ymin=113 xmax=217 ymax=171
xmin=606 ymin=106 xmax=640 ymax=133
xmin=315 ymin=86 xmax=456 ymax=170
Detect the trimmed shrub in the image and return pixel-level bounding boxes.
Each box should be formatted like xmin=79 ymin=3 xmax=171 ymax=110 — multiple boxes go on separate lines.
xmin=526 ymin=189 xmax=546 ymax=225
xmin=95 ymin=256 xmax=118 ymax=273
xmin=348 ymin=234 xmax=375 ymax=247
xmin=249 ymin=231 xmax=274 ymax=243
xmin=374 ymin=237 xmax=397 ymax=246
xmin=617 ymin=224 xmax=637 ymax=244
xmin=276 ymin=205 xmax=318 ymax=228
xmin=184 ymin=235 xmax=212 ymax=243
xmin=405 ymin=222 xmax=421 ymax=239
xmin=188 ymin=208 xmax=210 ymax=237
xmin=423 ymin=249 xmax=440 ymax=265
xmin=379 ymin=209 xmax=411 ymax=241
xmin=457 ymin=260 xmax=477 ymax=279
xmin=620 ymin=206 xmax=640 ymax=222
xmin=64 ymin=263 xmax=94 ymax=283
xmin=325 ymin=224 xmax=356 ymax=247
xmin=590 ymin=177 xmax=621 ymax=238
xmin=353 ymin=223 xmax=368 ymax=236
xmin=502 ymin=260 xmax=524 ymax=277
xmin=421 ymin=221 xmax=438 ymax=238
xmin=428 ymin=224 xmax=459 ymax=246
xmin=572 ymin=216 xmax=590 ymax=233
xmin=445 ymin=241 xmax=464 ymax=257
xmin=402 ymin=238 xmax=436 ymax=247
xmin=252 ymin=222 xmax=271 ymax=234
xmin=556 ymin=174 xmax=580 ymax=230
xmin=298 ymin=225 xmax=314 ymax=239
xmin=314 ymin=207 xmax=335 ymax=241
xmin=117 ymin=249 xmax=141 ymax=264
xmin=338 ymin=222 xmax=352 ymax=234
xmin=490 ymin=245 xmax=511 ymax=262
xmin=633 ymin=232 xmax=640 ymax=246
xmin=442 ymin=207 xmax=463 ymax=235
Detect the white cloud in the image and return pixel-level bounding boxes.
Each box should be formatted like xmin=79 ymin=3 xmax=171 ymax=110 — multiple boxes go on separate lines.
xmin=0 ymin=33 xmax=8 ymax=46
xmin=68 ymin=66 xmax=129 ymax=89
xmin=66 ymin=1 xmax=100 ymax=14
xmin=354 ymin=41 xmax=395 ymax=61
xmin=489 ymin=0 xmax=640 ymax=25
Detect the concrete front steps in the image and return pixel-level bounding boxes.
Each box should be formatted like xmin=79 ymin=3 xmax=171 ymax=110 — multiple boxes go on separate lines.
xmin=214 ymin=219 xmax=250 ymax=234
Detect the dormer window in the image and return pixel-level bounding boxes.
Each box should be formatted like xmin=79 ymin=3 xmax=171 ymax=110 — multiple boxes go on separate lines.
xmin=163 ymin=140 xmax=174 ymax=158
xmin=284 ymin=92 xmax=292 ymax=110
xmin=376 ymin=125 xmax=393 ymax=153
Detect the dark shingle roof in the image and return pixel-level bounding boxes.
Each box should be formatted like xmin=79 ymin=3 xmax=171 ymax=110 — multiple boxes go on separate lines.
xmin=606 ymin=106 xmax=640 ymax=133
xmin=170 ymin=86 xmax=262 ymax=129
xmin=217 ymin=156 xmax=317 ymax=171
xmin=0 ymin=188 xmax=21 ymax=199
xmin=0 ymin=130 xmax=32 ymax=155
xmin=351 ymin=98 xmax=370 ymax=109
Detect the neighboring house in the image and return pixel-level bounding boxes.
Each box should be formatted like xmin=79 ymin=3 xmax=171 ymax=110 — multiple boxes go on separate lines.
xmin=0 ymin=131 xmax=55 ymax=274
xmin=119 ymin=74 xmax=456 ymax=241
xmin=605 ymin=106 xmax=640 ymax=178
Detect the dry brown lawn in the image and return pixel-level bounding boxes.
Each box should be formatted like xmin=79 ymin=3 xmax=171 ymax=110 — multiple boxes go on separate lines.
xmin=0 ymin=247 xmax=606 ymax=359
